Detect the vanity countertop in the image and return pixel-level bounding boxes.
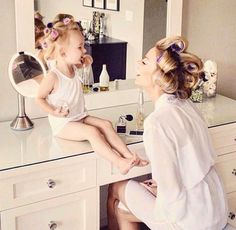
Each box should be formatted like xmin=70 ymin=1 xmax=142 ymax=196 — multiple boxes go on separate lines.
xmin=0 ymin=94 xmax=235 ymax=172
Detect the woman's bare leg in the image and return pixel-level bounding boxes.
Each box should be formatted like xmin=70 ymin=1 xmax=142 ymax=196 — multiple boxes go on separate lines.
xmin=116 ymin=207 xmax=141 ymax=230
xmin=56 ymin=121 xmax=135 ymax=174
xmin=84 ymin=116 xmax=148 ymax=166
xmin=107 ymin=194 xmax=119 ymax=230
xmin=107 ymin=181 xmax=141 ymax=230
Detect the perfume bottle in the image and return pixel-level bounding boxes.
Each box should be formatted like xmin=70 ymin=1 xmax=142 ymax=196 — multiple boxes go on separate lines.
xmin=99 ymin=64 xmax=109 ymax=91
xmin=190 ymin=79 xmax=204 ymax=103
xmin=82 ymin=67 xmax=90 ymax=94
xmin=116 ymin=114 xmax=133 ymax=134
xmin=135 ymin=90 xmax=145 ymax=130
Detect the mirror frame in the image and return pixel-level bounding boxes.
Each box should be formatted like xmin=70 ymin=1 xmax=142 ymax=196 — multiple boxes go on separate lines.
xmin=8 ymin=51 xmax=47 ymax=98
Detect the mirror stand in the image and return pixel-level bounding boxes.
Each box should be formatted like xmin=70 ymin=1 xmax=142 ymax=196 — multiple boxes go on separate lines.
xmin=10 ymin=94 xmax=34 ymax=131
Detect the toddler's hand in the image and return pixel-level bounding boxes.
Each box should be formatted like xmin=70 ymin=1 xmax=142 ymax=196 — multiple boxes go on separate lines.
xmin=81 ymin=54 xmax=93 ymax=67
xmin=53 ymin=107 xmax=69 ymax=117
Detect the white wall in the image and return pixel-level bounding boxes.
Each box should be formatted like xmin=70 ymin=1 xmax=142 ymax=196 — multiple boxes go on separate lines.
xmin=182 ymin=0 xmax=236 ymax=99
xmin=37 ymin=0 xmax=145 ymax=79
xmin=0 ymin=0 xmax=18 ymax=121
xmin=143 ymin=0 xmax=167 ymax=55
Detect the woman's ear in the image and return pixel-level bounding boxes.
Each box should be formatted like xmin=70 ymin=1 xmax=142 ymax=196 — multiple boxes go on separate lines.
xmin=152 ymin=69 xmax=163 ymax=84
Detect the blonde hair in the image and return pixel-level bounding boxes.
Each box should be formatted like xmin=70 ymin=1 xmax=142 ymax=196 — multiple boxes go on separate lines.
xmin=154 ymin=36 xmax=203 ymax=99
xmin=52 ymin=13 xmax=74 ymax=24
xmin=42 ymin=16 xmax=82 ymax=62
xmin=34 ymin=16 xmax=46 ymax=49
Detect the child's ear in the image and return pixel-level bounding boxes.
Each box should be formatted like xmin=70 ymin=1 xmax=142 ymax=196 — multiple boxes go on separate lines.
xmin=59 ymin=47 xmax=66 ymax=57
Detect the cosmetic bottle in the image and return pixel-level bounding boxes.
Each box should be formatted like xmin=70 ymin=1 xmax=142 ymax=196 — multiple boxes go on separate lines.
xmin=116 ymin=116 xmax=126 ymax=134
xmin=82 ymin=66 xmax=90 ymax=93
xmin=99 ymin=64 xmax=109 ymax=91
xmin=135 ymin=89 xmax=144 ymax=130
xmin=116 ymin=115 xmax=133 ymax=134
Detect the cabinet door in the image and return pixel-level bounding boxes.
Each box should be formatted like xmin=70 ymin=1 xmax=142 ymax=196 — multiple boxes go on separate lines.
xmin=97 ymin=142 xmax=151 ymax=186
xmin=0 ymin=155 xmax=96 ymax=211
xmin=227 ymin=192 xmax=236 ymax=227
xmin=216 ymin=152 xmax=236 ymax=193
xmin=1 ymin=188 xmax=97 ymax=230
xmin=209 ymin=123 xmax=236 ymax=156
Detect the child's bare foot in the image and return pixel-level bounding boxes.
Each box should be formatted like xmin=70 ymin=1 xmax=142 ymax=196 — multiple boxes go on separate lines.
xmin=132 ymin=152 xmax=149 ymax=167
xmin=118 ymin=157 xmax=136 ymax=175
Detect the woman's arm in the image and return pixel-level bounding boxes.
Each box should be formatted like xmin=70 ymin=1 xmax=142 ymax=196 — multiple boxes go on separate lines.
xmin=144 ymin=122 xmax=187 ymax=223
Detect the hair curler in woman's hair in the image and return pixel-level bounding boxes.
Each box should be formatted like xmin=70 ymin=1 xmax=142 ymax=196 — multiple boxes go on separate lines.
xmin=154 ymin=36 xmax=203 ymax=99
xmin=169 ymin=42 xmax=184 ymax=53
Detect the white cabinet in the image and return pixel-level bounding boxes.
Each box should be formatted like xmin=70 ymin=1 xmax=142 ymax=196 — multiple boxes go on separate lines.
xmin=210 ymin=123 xmax=236 ymax=156
xmin=0 ymin=156 xmax=96 ymax=211
xmin=0 ymin=95 xmax=235 ymax=229
xmin=227 ymin=192 xmax=236 ymax=227
xmin=0 ymin=154 xmax=98 ymax=230
xmin=1 ymin=188 xmax=97 ymax=230
xmin=211 ymin=123 xmax=236 ymax=226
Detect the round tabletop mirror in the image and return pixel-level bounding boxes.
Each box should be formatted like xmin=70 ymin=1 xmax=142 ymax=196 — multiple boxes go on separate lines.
xmin=8 ymin=51 xmax=47 ymax=131
xmin=8 ymin=51 xmax=46 ymax=98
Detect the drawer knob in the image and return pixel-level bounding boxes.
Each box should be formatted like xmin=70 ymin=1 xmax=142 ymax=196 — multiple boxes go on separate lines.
xmin=48 ymin=221 xmax=57 ymax=230
xmin=232 ymin=169 xmax=236 ymax=176
xmin=229 ymin=212 xmax=236 ymax=220
xmin=47 ymin=179 xmax=56 ymax=189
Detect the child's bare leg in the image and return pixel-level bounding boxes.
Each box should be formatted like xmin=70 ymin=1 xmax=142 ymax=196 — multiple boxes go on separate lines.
xmin=84 ymin=116 xmax=148 ymax=166
xmin=84 ymin=116 xmax=132 ymax=158
xmin=56 ymin=121 xmax=136 ymax=174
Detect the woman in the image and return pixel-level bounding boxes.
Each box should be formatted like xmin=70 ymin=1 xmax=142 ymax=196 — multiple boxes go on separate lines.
xmin=107 ymin=36 xmax=228 ymax=230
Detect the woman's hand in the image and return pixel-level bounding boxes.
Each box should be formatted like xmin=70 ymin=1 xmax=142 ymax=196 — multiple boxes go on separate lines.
xmin=140 ymin=179 xmax=157 ymax=197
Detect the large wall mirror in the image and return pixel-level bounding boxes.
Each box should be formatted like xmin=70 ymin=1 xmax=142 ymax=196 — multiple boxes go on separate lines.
xmin=1 ymin=0 xmax=181 ymax=122
xmin=33 ymin=0 xmax=169 ymax=84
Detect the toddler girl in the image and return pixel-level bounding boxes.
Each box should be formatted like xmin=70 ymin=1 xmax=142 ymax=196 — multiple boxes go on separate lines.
xmin=36 ymin=17 xmax=147 ymax=174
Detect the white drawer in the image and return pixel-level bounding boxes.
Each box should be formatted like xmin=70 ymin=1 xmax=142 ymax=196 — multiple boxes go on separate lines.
xmin=1 ymin=188 xmax=97 ymax=230
xmin=209 ymin=123 xmax=236 ymax=156
xmin=226 ymin=192 xmax=236 ymax=227
xmin=216 ymin=152 xmax=236 ymax=193
xmin=97 ymin=142 xmax=151 ymax=186
xmin=0 ymin=154 xmax=96 ymax=210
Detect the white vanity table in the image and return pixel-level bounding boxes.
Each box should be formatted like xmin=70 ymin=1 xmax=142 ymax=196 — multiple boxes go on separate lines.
xmin=0 ymin=94 xmax=236 ymax=230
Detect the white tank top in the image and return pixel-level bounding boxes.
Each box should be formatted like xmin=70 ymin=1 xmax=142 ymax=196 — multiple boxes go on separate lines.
xmin=47 ymin=66 xmax=88 ymax=135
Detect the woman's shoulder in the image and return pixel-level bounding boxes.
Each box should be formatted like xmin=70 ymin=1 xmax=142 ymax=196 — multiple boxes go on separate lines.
xmin=144 ymin=103 xmax=186 ymax=132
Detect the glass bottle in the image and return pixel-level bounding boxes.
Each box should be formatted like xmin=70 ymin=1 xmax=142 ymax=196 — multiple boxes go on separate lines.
xmin=99 ymin=64 xmax=109 ymax=91
xmin=190 ymin=80 xmax=204 ymax=103
xmin=82 ymin=67 xmax=90 ymax=93
xmin=135 ymin=89 xmax=145 ymax=130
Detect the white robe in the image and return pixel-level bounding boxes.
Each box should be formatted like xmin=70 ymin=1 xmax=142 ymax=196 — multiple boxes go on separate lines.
xmin=142 ymin=93 xmax=228 ymax=229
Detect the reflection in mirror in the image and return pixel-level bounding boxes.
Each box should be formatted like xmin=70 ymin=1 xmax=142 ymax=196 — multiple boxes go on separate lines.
xmin=8 ymin=52 xmax=46 ymax=131
xmin=34 ymin=0 xmax=167 ymax=83
xmin=9 ymin=52 xmax=46 ymax=98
